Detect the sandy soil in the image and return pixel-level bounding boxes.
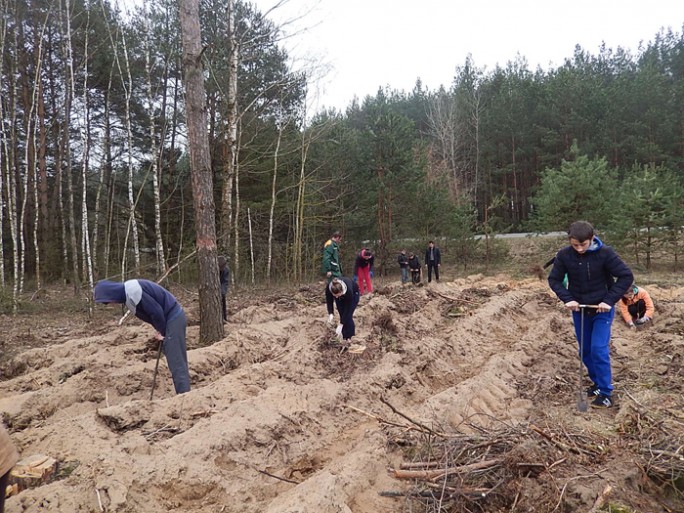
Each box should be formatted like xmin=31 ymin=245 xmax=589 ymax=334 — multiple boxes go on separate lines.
xmin=1 ymin=274 xmax=683 ymax=512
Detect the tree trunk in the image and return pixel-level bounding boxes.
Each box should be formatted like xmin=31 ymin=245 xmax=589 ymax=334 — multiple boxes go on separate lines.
xmin=266 ymin=119 xmax=285 ymax=281
xmin=179 ymin=0 xmax=223 ymax=343
xmin=64 ymin=0 xmax=80 ymax=295
xmin=144 ymin=2 xmax=166 ymax=276
xmin=220 ymin=0 xmax=238 ymax=254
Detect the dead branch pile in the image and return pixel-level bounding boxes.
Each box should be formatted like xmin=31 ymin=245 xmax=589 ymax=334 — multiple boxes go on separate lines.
xmin=367 ymin=399 xmax=612 ymax=512
xmin=618 ymin=401 xmax=684 ymax=495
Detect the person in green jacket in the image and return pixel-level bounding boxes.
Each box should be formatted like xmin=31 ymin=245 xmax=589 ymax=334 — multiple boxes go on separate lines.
xmin=322 ymin=231 xmax=343 ymax=323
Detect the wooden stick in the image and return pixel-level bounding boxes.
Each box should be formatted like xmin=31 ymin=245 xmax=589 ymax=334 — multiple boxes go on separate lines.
xmin=588 ymin=484 xmax=612 ymax=512
xmin=380 ymin=397 xmax=449 ymax=438
xmin=390 ymin=459 xmax=502 ymax=480
xmin=95 ymin=487 xmax=105 ymax=512
xmin=257 ymin=469 xmax=300 ymax=485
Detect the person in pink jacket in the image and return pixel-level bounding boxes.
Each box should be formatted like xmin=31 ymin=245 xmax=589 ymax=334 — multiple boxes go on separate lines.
xmin=618 ymin=283 xmax=654 ymax=329
xmin=353 ymin=248 xmax=374 ymax=295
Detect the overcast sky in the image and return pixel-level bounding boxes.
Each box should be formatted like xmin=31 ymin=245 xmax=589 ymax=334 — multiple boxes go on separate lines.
xmin=250 ymin=0 xmax=684 ymax=112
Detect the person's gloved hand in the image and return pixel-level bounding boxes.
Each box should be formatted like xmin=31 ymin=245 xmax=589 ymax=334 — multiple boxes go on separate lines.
xmin=370 ymin=270 xmax=374 ymax=278
xmin=335 ymin=324 xmax=343 ymax=338
xmin=628 ymin=321 xmax=636 ymax=330
xmin=353 ymin=275 xmax=358 ymax=282
xmin=635 ymin=316 xmax=651 ymax=325
xmin=327 ymin=313 xmax=334 ymax=324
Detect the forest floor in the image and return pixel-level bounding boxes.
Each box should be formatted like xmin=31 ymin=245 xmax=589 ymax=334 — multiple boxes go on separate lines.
xmin=1 ymin=253 xmax=684 ymax=512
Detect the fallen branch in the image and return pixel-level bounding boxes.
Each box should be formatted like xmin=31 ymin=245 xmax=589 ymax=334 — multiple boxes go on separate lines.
xmin=390 ymin=459 xmax=502 ymax=480
xmin=257 ymin=469 xmax=300 ymax=485
xmin=588 ymin=484 xmax=612 ymax=512
xmin=428 ymin=289 xmax=480 ymax=304
xmin=380 ymin=396 xmax=450 ymax=438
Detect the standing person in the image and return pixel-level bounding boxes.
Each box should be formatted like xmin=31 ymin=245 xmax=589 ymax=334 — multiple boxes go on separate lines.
xmin=329 ymin=277 xmax=360 ymax=344
xmin=408 ymin=252 xmax=422 ymax=284
xmin=618 ymin=283 xmax=654 ymax=329
xmin=425 ymin=241 xmax=441 ymax=282
xmin=353 ymin=248 xmax=375 ymax=295
xmin=397 ymin=249 xmax=409 ymax=284
xmin=322 ymin=231 xmax=343 ymax=324
xmin=218 ymin=255 xmax=230 ymax=322
xmin=548 ymin=221 xmax=633 ymax=408
xmin=94 ymin=279 xmax=191 ymax=394
xmin=0 ymin=424 xmax=19 ymax=513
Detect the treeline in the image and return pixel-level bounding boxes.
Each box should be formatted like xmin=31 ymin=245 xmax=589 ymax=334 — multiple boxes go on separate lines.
xmin=1 ymin=0 xmax=683 ymax=295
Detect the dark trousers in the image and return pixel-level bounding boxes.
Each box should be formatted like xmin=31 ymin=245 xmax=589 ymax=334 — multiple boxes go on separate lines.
xmin=325 ymin=284 xmax=335 ymax=315
xmin=164 ymin=310 xmax=190 ymax=394
xmin=627 ymin=299 xmax=646 ymax=320
xmin=221 ymin=293 xmax=227 ymax=321
xmin=427 ymin=262 xmax=439 ymax=282
xmin=335 ymin=292 xmax=360 ymax=340
xmin=411 ymin=270 xmax=420 ymax=284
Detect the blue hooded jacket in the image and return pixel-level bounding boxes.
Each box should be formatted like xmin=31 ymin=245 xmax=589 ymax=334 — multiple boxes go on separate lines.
xmin=94 ymin=279 xmax=182 ymax=336
xmin=548 ymin=236 xmax=633 ymax=307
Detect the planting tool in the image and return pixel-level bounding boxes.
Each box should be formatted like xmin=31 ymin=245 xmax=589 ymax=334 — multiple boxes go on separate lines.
xmin=577 ymin=305 xmax=590 ymax=412
xmin=150 ymin=339 xmax=164 ymax=400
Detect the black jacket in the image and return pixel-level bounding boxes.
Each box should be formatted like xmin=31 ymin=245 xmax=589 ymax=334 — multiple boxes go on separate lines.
xmin=425 ymin=246 xmax=441 ymax=266
xmin=332 ymin=277 xmax=360 ymax=326
xmin=408 ymin=255 xmax=421 ymax=270
xmin=397 ymin=253 xmax=409 ymax=268
xmin=353 ymin=249 xmax=374 ymax=274
xmin=548 ymin=237 xmax=633 ymax=307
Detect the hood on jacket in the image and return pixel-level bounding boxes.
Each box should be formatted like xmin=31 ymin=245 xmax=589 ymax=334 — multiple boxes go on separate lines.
xmin=587 ymin=236 xmax=604 ymax=252
xmin=94 ymin=280 xmax=126 ymax=304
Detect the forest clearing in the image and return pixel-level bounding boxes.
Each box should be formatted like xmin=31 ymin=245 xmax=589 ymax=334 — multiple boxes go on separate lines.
xmin=2 ymin=1 xmax=684 ymax=512
xmin=1 ymin=264 xmax=683 ymax=513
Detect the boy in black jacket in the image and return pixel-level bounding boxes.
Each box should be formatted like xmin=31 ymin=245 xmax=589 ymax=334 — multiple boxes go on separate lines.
xmin=548 ymin=221 xmax=633 ymax=408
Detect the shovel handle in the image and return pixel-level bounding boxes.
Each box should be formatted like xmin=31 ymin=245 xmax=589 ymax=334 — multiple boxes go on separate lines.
xmin=578 ymin=304 xmax=599 ymax=309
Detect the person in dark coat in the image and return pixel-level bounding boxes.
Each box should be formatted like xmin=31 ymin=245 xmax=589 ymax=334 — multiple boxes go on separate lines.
xmin=218 ymin=255 xmax=230 ymax=322
xmin=548 ymin=221 xmax=633 ymax=408
xmin=425 ymin=241 xmax=441 ymax=282
xmin=397 ymin=249 xmax=409 ymax=284
xmin=329 ymin=277 xmax=360 ymax=343
xmin=322 ymin=231 xmax=343 ymax=324
xmin=94 ymin=279 xmax=190 ymax=394
xmin=408 ymin=252 xmax=422 ymax=284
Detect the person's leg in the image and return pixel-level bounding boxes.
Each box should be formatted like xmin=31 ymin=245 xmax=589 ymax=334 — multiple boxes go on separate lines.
xmin=588 ymin=310 xmax=615 ymax=395
xmin=434 ymin=265 xmax=440 ymax=281
xmin=359 ymin=268 xmax=369 ymax=294
xmin=341 ymin=292 xmax=360 ymax=340
xmin=364 ymin=266 xmax=373 ymax=293
xmin=427 ymin=264 xmax=433 ymax=282
xmin=163 ymin=310 xmax=190 ymax=394
xmin=573 ymin=310 xmax=596 ymax=385
xmin=401 ymin=267 xmax=408 ymax=283
xmin=325 ymin=284 xmax=335 ymax=315
xmin=0 ymin=469 xmax=9 ymax=513
xmin=636 ymin=299 xmax=646 ymax=319
xmin=221 ymin=293 xmax=227 ymax=321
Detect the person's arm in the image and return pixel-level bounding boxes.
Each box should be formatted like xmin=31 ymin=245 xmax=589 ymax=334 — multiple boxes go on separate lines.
xmin=322 ymin=246 xmax=332 ymax=275
xmin=548 ymin=251 xmax=573 ymax=304
xmin=617 ymin=299 xmax=632 ymax=324
xmin=603 ymin=249 xmax=634 ymax=306
xmin=140 ymin=292 xmax=168 ymax=336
